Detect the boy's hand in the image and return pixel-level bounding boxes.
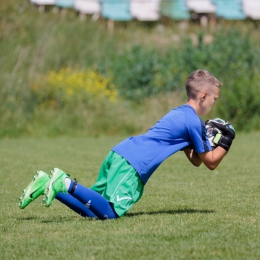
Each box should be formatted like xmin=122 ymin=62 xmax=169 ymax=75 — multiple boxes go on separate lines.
xmin=205 ymin=118 xmax=236 ymax=152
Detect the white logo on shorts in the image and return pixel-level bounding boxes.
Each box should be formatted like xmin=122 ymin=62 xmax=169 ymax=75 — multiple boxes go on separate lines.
xmin=116 ymin=195 xmax=132 ymax=202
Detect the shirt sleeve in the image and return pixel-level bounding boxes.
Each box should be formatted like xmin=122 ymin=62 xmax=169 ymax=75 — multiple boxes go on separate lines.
xmin=187 ymin=118 xmax=212 ymax=153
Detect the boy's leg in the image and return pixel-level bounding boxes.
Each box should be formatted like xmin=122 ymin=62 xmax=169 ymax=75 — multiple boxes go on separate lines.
xmin=43 ymin=168 xmax=117 ymax=220
xmin=55 ymin=192 xmax=96 ymax=218
xmin=68 ymin=181 xmax=117 ymax=220
xmin=19 ymin=170 xmax=97 ymax=218
xmin=91 ymin=151 xmax=144 ymax=217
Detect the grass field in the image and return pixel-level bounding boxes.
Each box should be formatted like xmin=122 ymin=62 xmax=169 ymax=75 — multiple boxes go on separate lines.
xmin=0 ymin=133 xmax=260 ymax=260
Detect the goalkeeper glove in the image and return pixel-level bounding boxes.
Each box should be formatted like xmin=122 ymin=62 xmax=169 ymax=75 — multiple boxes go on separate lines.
xmin=205 ymin=118 xmax=236 ymax=152
xmin=205 ymin=122 xmax=222 ymax=149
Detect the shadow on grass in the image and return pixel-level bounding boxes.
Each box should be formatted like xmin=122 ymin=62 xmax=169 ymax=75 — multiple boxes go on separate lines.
xmin=17 ymin=216 xmax=38 ymax=221
xmin=16 ymin=216 xmax=87 ymax=222
xmin=125 ymin=209 xmax=214 ymax=217
xmin=17 ymin=209 xmax=214 ymax=222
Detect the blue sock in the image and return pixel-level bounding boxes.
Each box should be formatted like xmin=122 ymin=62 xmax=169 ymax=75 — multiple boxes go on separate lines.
xmin=69 ymin=181 xmax=117 ymax=220
xmin=55 ymin=192 xmax=96 ymax=218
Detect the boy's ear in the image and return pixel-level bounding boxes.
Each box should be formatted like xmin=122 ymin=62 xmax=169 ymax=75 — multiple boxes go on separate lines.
xmin=200 ymin=92 xmax=207 ymax=101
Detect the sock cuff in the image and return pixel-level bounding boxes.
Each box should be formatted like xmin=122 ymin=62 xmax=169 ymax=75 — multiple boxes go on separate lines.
xmin=68 ymin=178 xmax=78 ymax=194
xmin=65 ymin=178 xmax=72 ymax=191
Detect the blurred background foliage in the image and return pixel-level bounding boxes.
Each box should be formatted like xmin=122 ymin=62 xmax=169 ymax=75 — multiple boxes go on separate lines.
xmin=1 ymin=0 xmax=260 ymax=137
xmin=32 ymin=67 xmax=117 ymax=107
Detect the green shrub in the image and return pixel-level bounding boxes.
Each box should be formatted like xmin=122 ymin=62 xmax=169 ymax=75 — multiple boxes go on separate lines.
xmin=102 ymin=45 xmax=188 ymax=103
xmin=107 ymin=45 xmax=163 ymax=102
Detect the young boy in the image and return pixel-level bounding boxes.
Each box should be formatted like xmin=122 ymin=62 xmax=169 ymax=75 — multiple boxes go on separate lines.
xmin=19 ymin=70 xmax=235 ymax=220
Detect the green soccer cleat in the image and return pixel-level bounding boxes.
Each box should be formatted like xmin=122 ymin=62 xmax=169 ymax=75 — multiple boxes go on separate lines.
xmin=42 ymin=168 xmax=70 ymax=207
xmin=19 ymin=171 xmax=50 ymax=209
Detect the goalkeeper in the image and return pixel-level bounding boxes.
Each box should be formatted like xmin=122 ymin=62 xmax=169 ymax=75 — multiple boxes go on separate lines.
xmin=19 ymin=70 xmax=235 ymax=219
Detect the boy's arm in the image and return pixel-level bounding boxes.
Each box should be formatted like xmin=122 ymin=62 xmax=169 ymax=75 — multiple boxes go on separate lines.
xmin=183 ymin=146 xmax=227 ymax=170
xmin=183 ymin=148 xmax=202 ymax=167
xmin=197 ymin=146 xmax=227 ymax=170
xmin=184 ymin=118 xmax=235 ymax=170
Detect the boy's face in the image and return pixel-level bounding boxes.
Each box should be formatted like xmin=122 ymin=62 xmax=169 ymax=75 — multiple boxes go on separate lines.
xmin=199 ymin=86 xmax=220 ymax=116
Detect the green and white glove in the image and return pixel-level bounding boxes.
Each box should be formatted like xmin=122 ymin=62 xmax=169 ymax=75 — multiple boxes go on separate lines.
xmin=205 ymin=118 xmax=236 ymax=152
xmin=205 ymin=122 xmax=222 ymax=149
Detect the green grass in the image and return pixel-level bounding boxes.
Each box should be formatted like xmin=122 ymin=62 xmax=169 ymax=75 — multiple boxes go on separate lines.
xmin=0 ymin=133 xmax=260 ymax=259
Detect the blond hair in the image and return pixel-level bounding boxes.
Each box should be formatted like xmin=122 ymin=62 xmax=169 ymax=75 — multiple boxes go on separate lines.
xmin=186 ymin=70 xmax=222 ymax=99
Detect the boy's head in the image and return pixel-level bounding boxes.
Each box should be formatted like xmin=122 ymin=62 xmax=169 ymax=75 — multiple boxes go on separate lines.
xmin=186 ymin=70 xmax=222 ymax=116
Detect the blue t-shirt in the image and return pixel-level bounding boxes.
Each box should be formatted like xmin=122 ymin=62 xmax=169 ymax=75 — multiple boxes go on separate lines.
xmin=112 ymin=104 xmax=212 ymax=184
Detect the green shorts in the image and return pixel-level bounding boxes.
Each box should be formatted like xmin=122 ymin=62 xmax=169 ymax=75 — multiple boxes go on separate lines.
xmin=90 ymin=151 xmax=144 ymax=217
